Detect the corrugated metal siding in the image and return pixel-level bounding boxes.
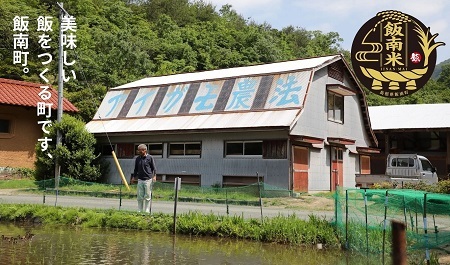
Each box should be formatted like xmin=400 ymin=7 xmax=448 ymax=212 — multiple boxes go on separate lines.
xmin=307 ymin=148 xmax=330 ymax=191
xmin=104 ymin=131 xmax=291 ymax=188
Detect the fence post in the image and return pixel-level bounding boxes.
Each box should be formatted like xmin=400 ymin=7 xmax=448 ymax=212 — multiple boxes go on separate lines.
xmin=226 ymin=188 xmax=229 ymax=216
xmin=257 ymin=172 xmax=263 ymax=223
xmin=403 ymin=196 xmax=407 ymax=230
xmin=345 ymin=189 xmax=349 ymax=250
xmin=119 ymin=183 xmax=122 ymax=210
xmin=423 ymin=193 xmax=430 ymax=265
xmin=334 ymin=186 xmax=338 ymax=229
xmin=392 ymin=220 xmax=407 ymax=265
xmin=173 ymin=177 xmax=180 ymax=235
xmin=433 ymin=215 xmax=438 ymax=245
xmin=364 ymin=188 xmax=369 ymax=257
xmin=43 ymin=175 xmax=46 ymax=204
xmin=415 ymin=198 xmax=419 ymax=233
xmin=382 ymin=190 xmax=389 ymax=264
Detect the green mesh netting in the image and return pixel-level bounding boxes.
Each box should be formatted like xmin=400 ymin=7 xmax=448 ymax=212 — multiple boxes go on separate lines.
xmin=335 ymin=188 xmax=450 ymax=258
xmin=35 ymin=177 xmax=292 ymax=204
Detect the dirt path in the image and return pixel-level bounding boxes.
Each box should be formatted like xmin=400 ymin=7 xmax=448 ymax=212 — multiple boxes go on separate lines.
xmin=0 ymin=189 xmax=22 ymax=195
xmin=263 ymin=195 xmax=334 ymax=211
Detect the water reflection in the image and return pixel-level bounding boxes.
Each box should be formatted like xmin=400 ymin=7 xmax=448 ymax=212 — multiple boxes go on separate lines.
xmin=0 ymin=222 xmax=371 ymax=265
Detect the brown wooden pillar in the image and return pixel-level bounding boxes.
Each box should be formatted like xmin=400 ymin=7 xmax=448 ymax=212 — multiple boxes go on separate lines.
xmin=392 ymin=220 xmax=407 ymax=265
xmin=384 ymin=132 xmax=390 ymax=155
xmin=447 ymin=132 xmax=450 ymax=177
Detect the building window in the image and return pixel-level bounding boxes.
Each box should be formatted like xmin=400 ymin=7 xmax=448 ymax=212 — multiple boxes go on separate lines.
xmin=225 ymin=141 xmax=262 ymax=157
xmin=117 ymin=143 xmax=134 ymax=158
xmin=148 ymin=143 xmax=163 ymax=157
xmin=0 ymin=119 xmax=10 ymax=133
xmin=134 ymin=143 xmax=163 ymax=157
xmin=360 ymin=155 xmax=371 ymax=174
xmin=222 ymin=175 xmax=261 ymax=187
xmin=169 ymin=142 xmax=201 ymax=157
xmin=391 ymin=157 xmax=414 ymax=167
xmin=134 ymin=144 xmax=142 ymax=156
xmin=327 ymin=92 xmax=344 ymax=123
xmin=0 ymin=115 xmax=14 ymax=138
xmin=332 ymin=147 xmax=343 ymax=161
xmin=419 ymin=158 xmax=434 ymax=172
xmin=262 ymin=140 xmax=287 ymax=159
xmin=158 ymin=174 xmax=200 ymax=186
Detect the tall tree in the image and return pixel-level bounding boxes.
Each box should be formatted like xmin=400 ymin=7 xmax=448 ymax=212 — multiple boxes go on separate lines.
xmin=437 ymin=64 xmax=450 ymax=88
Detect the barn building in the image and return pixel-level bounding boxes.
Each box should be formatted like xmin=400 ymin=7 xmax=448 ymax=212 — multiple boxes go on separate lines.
xmin=86 ymin=54 xmax=379 ymax=192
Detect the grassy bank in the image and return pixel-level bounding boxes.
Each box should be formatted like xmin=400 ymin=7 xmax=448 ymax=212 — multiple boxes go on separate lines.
xmin=0 ymin=203 xmax=340 ymax=248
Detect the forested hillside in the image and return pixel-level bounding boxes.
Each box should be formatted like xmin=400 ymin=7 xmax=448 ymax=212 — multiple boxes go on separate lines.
xmin=1 ymin=0 xmax=449 ymax=122
xmin=432 ymin=59 xmax=450 ymax=80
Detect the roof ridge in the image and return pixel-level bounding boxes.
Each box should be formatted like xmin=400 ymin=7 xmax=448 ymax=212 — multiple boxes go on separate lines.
xmin=114 ymin=54 xmax=343 ymax=90
xmin=0 ymin=78 xmax=78 ymax=112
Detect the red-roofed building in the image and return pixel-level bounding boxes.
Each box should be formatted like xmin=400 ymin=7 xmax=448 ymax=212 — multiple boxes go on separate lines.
xmin=0 ymin=78 xmax=78 ymax=169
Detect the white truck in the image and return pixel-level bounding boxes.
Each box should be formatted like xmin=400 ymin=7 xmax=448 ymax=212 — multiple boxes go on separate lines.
xmin=355 ymin=154 xmax=438 ymax=188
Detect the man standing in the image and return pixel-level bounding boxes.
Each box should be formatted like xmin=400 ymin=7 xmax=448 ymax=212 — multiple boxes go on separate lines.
xmin=133 ymin=144 xmax=156 ymax=213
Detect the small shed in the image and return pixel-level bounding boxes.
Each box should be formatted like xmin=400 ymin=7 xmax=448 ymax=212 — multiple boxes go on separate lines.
xmin=86 ymin=54 xmax=378 ymax=192
xmin=369 ymin=103 xmax=450 ymax=179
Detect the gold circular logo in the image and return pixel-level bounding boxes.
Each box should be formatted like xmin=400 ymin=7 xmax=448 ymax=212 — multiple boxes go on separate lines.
xmin=351 ymin=10 xmax=445 ymax=98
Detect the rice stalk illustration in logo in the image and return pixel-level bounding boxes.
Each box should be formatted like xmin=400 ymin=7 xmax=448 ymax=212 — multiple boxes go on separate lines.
xmin=351 ymin=10 xmax=445 ymax=98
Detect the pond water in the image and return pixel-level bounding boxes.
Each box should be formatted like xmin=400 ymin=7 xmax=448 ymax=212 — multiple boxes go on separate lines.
xmin=0 ymin=223 xmax=373 ymax=265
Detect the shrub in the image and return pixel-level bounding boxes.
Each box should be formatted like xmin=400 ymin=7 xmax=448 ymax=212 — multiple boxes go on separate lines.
xmin=402 ymin=181 xmax=438 ymax=193
xmin=15 ymin=168 xmax=35 ymax=178
xmin=34 ymin=114 xmax=109 ymax=182
xmin=372 ymin=182 xmax=395 ymax=189
xmin=437 ymin=180 xmax=450 ymax=194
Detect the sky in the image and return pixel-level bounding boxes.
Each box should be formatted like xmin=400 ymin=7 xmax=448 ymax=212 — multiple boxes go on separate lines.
xmin=206 ymin=0 xmax=450 ymax=64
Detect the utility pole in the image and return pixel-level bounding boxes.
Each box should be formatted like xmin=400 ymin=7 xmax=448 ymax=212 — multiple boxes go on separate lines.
xmin=54 ymin=2 xmax=68 ymax=205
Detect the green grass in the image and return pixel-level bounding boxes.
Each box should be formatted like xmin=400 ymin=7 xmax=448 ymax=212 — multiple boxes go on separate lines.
xmin=0 ymin=203 xmax=340 ymax=248
xmin=311 ymin=191 xmax=335 ymax=199
xmin=0 ymin=178 xmax=37 ymax=189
